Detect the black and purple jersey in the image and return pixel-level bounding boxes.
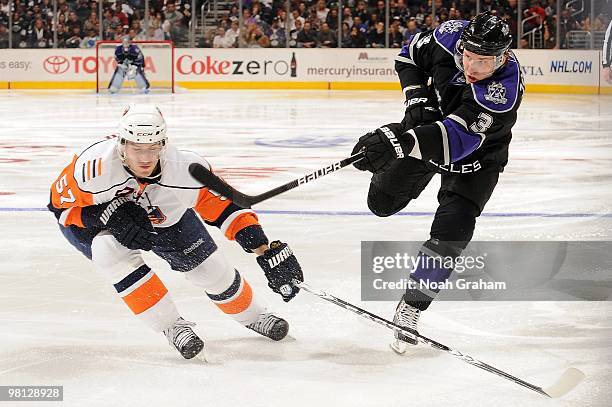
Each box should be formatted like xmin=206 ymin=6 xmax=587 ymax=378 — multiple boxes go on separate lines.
xmin=114 ymin=44 xmax=145 ymax=68
xmin=395 ymin=19 xmax=524 ymax=168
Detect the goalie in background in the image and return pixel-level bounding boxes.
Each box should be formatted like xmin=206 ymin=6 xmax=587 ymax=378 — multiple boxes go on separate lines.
xmin=108 ymin=36 xmax=150 ymax=94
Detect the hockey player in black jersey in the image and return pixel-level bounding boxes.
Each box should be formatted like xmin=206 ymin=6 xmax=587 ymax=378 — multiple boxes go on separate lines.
xmin=108 ymin=36 xmax=150 ymax=94
xmin=350 ymin=12 xmax=524 ymax=354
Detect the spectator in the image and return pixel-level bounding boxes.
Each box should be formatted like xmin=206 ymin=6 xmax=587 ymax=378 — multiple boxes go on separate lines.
xmin=164 ymin=1 xmax=185 ymax=40
xmin=393 ymin=0 xmax=409 ymax=22
xmin=27 ymin=18 xmax=51 ymax=48
xmin=403 ymin=18 xmax=420 ymax=45
xmin=449 ymin=7 xmax=461 ymax=20
xmin=131 ymin=19 xmax=145 ymax=39
xmin=290 ymin=9 xmax=305 ymax=31
xmin=225 ymin=19 xmax=240 ymax=47
xmin=297 ymin=20 xmax=317 ymax=48
xmin=213 ymin=26 xmax=226 ymax=48
xmin=246 ymin=24 xmax=270 ymax=48
xmin=414 ymin=4 xmax=426 ymax=27
xmin=368 ymin=13 xmax=379 ymax=29
xmin=289 ymin=18 xmax=302 ymax=47
xmin=423 ymin=14 xmax=435 ymax=31
xmin=198 ymin=27 xmax=214 ymax=47
xmin=342 ymin=7 xmax=353 ymax=29
xmin=368 ymin=21 xmax=385 ymax=48
xmin=389 ymin=19 xmax=403 ymax=48
xmin=56 ymin=24 xmax=71 ymax=47
xmin=75 ymin=0 xmax=91 ymax=22
xmin=269 ymin=17 xmax=286 ymax=48
xmin=0 ymin=23 xmax=8 ymax=48
xmin=83 ymin=11 xmax=99 ymax=33
xmin=341 ymin=21 xmax=351 ymax=47
xmin=114 ymin=0 xmax=130 ymax=27
xmin=375 ymin=1 xmax=385 ymax=20
xmin=349 ymin=25 xmax=366 ymax=47
xmin=326 ymin=8 xmax=338 ymax=30
xmin=317 ymin=21 xmax=337 ymax=47
xmin=80 ymin=28 xmax=99 ymax=48
xmin=65 ymin=25 xmax=83 ymax=48
xmin=67 ymin=11 xmax=83 ymax=32
xmin=355 ymin=1 xmax=368 ymax=23
xmin=528 ymin=0 xmax=546 ymax=26
xmin=297 ymin=2 xmax=308 ymax=19
xmin=353 ymin=15 xmax=367 ymax=34
xmin=315 ymin=0 xmax=329 ymax=23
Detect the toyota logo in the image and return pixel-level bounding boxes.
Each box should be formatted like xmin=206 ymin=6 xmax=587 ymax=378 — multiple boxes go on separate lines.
xmin=43 ymin=56 xmax=70 ymax=74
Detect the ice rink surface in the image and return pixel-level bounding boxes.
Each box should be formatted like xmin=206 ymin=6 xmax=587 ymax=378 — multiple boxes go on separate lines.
xmin=0 ymin=89 xmax=611 ymax=406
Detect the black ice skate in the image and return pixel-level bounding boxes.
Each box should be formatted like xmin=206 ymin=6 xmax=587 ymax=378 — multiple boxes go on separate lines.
xmin=246 ymin=313 xmax=289 ymax=341
xmin=390 ymin=298 xmax=420 ymax=354
xmin=163 ymin=317 xmax=204 ymax=359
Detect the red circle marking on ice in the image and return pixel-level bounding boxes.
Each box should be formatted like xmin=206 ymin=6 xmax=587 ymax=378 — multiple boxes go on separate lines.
xmin=0 ymin=192 xmax=16 ymax=195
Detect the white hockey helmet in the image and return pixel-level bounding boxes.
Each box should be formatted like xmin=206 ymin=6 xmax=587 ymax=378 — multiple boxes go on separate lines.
xmin=117 ymin=103 xmax=168 ymax=160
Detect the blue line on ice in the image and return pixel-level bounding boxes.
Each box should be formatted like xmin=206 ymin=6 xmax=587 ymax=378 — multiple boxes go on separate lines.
xmin=2 ymin=208 xmax=612 ymax=218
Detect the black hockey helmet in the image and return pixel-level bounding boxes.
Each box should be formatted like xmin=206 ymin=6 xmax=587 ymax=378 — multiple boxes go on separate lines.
xmin=460 ymin=11 xmax=512 ymax=56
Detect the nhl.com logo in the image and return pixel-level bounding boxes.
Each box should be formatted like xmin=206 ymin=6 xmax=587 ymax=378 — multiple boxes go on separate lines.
xmin=43 ymin=56 xmax=70 ymax=74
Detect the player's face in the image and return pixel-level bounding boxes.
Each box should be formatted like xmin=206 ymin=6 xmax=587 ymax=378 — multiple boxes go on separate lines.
xmin=462 ymin=50 xmax=498 ymax=83
xmin=124 ymin=141 xmax=162 ymax=177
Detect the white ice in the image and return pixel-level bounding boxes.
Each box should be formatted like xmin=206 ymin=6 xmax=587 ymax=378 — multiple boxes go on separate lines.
xmin=0 ymin=90 xmax=611 ymax=407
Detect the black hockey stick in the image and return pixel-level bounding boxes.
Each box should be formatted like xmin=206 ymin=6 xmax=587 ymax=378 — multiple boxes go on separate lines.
xmin=293 ymin=280 xmax=585 ymax=398
xmin=188 ymin=151 xmax=366 ymax=208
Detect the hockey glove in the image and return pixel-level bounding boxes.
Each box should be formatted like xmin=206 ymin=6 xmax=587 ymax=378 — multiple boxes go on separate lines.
xmin=84 ymin=197 xmax=157 ymax=251
xmin=402 ymin=87 xmax=442 ymax=129
xmin=256 ymin=241 xmax=303 ymax=302
xmin=351 ymin=123 xmax=414 ymax=174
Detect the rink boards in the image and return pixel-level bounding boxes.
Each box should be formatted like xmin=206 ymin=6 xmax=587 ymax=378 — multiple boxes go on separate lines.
xmin=0 ymin=48 xmax=611 ymax=94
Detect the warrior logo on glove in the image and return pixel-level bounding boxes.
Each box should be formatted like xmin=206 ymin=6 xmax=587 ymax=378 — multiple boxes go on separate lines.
xmin=257 ymin=241 xmax=304 ymax=302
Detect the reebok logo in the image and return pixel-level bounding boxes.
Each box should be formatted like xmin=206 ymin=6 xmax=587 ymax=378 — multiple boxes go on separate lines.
xmin=183 ymin=238 xmax=205 ymax=255
xmin=267 ymin=246 xmax=293 ymax=268
xmin=100 ymin=197 xmax=130 ymax=225
xmin=380 ymin=127 xmax=405 ymax=159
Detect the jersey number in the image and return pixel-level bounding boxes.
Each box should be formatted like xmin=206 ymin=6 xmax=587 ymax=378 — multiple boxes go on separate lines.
xmin=469 ymin=112 xmax=493 ymax=133
xmin=55 ymin=174 xmax=76 ymax=204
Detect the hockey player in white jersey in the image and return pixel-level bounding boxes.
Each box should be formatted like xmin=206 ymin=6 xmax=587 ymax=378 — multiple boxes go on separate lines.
xmin=48 ymin=104 xmax=304 ymax=359
xmin=108 ymin=37 xmax=150 ymax=94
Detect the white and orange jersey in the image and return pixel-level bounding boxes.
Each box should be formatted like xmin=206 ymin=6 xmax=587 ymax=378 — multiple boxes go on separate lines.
xmin=49 ymin=138 xmax=259 ymax=241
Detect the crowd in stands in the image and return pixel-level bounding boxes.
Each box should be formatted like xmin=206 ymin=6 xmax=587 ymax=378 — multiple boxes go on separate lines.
xmin=0 ymin=0 xmax=609 ymax=49
xmin=0 ymin=0 xmax=192 ymax=48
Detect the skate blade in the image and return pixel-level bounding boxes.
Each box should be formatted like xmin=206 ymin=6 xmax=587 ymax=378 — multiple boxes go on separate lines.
xmin=390 ymin=339 xmax=409 ymax=355
xmin=195 ymin=348 xmax=208 ymax=363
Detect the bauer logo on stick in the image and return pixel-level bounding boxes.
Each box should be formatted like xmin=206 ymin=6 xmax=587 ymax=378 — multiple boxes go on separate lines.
xmin=297 ymin=162 xmax=342 ymax=185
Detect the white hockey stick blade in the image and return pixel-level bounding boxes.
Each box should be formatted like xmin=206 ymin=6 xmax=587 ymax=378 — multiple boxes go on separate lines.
xmin=541 ymin=368 xmax=585 ymax=398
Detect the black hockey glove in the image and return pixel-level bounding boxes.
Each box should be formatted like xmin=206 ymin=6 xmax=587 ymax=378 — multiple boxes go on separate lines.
xmin=351 ymin=123 xmax=414 ymax=174
xmin=256 ymin=241 xmax=303 ymax=302
xmin=402 ymin=88 xmax=442 ymax=129
xmin=84 ymin=197 xmax=157 ymax=251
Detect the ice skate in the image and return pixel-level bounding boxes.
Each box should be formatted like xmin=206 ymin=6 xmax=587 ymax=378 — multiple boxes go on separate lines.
xmin=163 ymin=317 xmax=204 ymax=359
xmin=390 ymin=298 xmax=420 ymax=355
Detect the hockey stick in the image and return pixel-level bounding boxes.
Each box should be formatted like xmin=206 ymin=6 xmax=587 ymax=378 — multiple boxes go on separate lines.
xmin=188 ymin=151 xmax=366 ymax=208
xmin=293 ymin=280 xmax=585 ymax=399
